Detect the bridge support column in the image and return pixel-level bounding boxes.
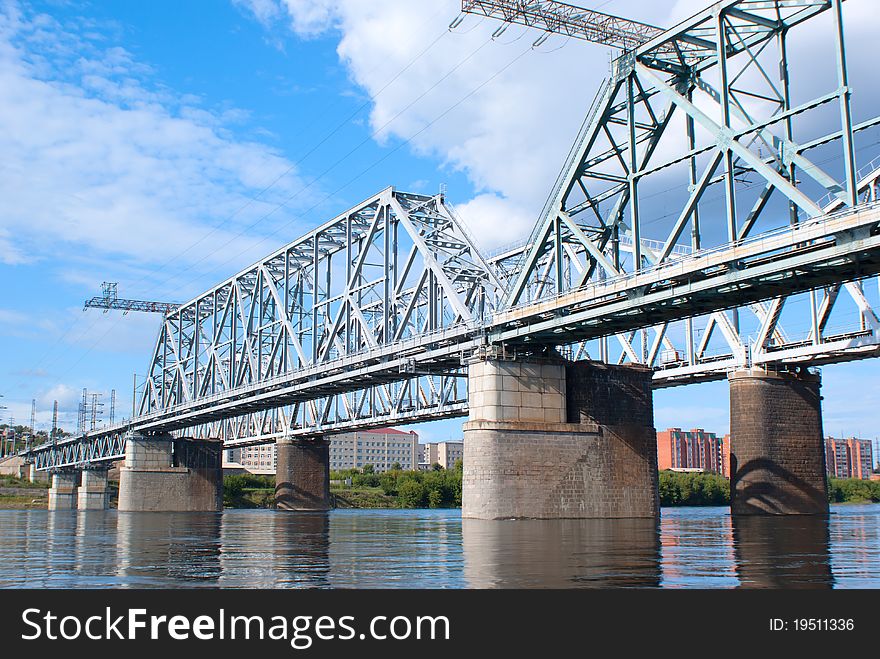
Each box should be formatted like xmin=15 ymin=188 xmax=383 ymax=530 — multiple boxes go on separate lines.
xmin=275 ymin=438 xmax=331 ymax=511
xmin=118 ymin=434 xmax=223 ymax=512
xmin=48 ymin=470 xmax=79 ymax=511
xmin=28 ymin=464 xmax=38 ymax=483
xmin=729 ymin=368 xmax=828 ymax=515
xmin=462 ymin=358 xmax=659 ymax=519
xmin=78 ymin=467 xmax=109 ymax=510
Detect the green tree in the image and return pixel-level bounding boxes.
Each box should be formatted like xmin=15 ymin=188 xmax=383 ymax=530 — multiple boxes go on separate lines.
xmin=398 ymin=479 xmax=426 ymax=508
xmin=427 ymin=488 xmax=443 ymax=508
xmin=362 ymin=464 xmax=374 ymax=474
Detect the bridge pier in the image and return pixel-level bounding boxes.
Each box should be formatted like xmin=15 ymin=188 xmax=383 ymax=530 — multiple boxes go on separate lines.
xmin=275 ymin=438 xmax=331 ymax=511
xmin=118 ymin=433 xmax=223 ymax=512
xmin=77 ymin=467 xmax=110 ymax=510
xmin=48 ymin=470 xmax=79 ymax=511
xmin=462 ymin=357 xmax=659 ymax=519
xmin=729 ymin=368 xmax=828 ymax=515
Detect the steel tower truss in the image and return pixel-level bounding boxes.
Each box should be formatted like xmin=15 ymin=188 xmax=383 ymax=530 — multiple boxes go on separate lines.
xmin=490 ymin=0 xmax=880 ymax=381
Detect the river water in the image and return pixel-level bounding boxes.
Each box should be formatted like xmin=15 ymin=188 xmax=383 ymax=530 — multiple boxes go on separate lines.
xmin=0 ymin=504 xmax=877 ymax=588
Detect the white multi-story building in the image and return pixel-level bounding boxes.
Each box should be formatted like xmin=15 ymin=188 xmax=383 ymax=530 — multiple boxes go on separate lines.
xmin=330 ymin=428 xmax=420 ymax=472
xmin=237 ymin=444 xmax=277 ymax=474
xmin=232 ymin=428 xmax=421 ymax=474
xmin=422 ymin=441 xmax=464 ymax=470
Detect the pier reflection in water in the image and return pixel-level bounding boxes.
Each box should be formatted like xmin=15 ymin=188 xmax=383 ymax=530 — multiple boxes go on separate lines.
xmin=732 ymin=515 xmax=833 ymax=588
xmin=462 ymin=518 xmax=661 ymax=588
xmin=269 ymin=512 xmax=331 ymax=588
xmin=117 ymin=512 xmax=222 ymax=586
xmin=0 ymin=504 xmax=878 ymax=588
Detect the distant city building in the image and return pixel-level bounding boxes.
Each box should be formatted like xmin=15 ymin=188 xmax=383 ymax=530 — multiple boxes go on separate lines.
xmin=825 ymin=437 xmax=874 ymax=480
xmin=223 ymin=447 xmax=243 ymax=470
xmin=422 ymin=441 xmax=464 ymax=469
xmin=657 ymin=428 xmax=729 ymax=477
xmin=329 ymin=428 xmax=419 ymax=472
xmin=238 ymin=444 xmax=276 ymax=474
xmin=230 ymin=428 xmax=420 ymax=474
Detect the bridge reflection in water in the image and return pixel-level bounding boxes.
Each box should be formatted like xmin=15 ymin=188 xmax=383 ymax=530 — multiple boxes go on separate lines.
xmin=1 ymin=507 xmax=878 ymax=588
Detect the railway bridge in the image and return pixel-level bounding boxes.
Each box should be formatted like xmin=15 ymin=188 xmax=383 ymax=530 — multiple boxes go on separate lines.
xmin=23 ymin=0 xmax=880 ymax=519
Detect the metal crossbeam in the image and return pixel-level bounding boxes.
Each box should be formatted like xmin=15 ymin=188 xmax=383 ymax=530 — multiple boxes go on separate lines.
xmin=460 ymin=0 xmax=664 ymax=51
xmin=84 ymin=282 xmax=179 ymax=315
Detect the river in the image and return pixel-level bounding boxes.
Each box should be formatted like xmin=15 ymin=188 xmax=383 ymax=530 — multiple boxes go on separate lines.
xmin=0 ymin=504 xmax=878 ymax=588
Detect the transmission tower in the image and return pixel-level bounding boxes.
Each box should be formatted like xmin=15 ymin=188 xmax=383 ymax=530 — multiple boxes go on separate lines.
xmin=77 ymin=388 xmax=87 ymax=433
xmin=51 ymin=401 xmax=58 ymax=442
xmin=89 ymin=392 xmax=104 ymax=431
xmin=28 ymin=399 xmax=35 ymax=450
xmin=84 ymin=281 xmax=179 ymax=315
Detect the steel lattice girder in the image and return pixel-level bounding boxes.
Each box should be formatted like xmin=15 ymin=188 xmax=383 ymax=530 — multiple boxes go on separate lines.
xmin=505 ymin=0 xmax=865 ymax=308
xmin=31 ymin=433 xmax=126 ymax=471
xmin=183 ymin=371 xmax=468 ymax=446
xmin=138 ymin=187 xmax=501 ymax=417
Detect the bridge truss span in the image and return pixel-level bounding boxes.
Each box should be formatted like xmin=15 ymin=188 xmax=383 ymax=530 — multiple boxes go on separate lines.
xmin=138 ymin=188 xmax=500 ymax=421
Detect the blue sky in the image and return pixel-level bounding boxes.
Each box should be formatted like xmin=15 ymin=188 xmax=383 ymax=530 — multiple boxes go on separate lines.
xmin=1 ymin=0 xmax=879 ymax=450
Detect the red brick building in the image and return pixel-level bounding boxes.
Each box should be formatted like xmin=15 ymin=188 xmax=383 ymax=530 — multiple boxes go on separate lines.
xmin=657 ymin=428 xmax=730 ymax=477
xmin=825 ymin=437 xmax=874 ymax=480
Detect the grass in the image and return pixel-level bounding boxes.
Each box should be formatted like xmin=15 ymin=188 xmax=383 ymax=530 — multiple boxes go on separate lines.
xmin=224 ymin=487 xmax=275 ymax=509
xmin=331 ymin=486 xmax=399 ymax=509
xmin=0 ymin=475 xmax=49 ymax=490
xmin=0 ymin=493 xmax=48 ymax=509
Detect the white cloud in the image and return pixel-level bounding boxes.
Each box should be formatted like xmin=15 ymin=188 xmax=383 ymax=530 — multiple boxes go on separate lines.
xmin=233 ymin=0 xmax=284 ymax=28
xmin=283 ymin=0 xmax=338 ymax=37
xmin=453 ymin=193 xmax=534 ymax=252
xmin=37 ymin=383 xmax=79 ymax=411
xmin=0 ymin=2 xmax=319 ymax=285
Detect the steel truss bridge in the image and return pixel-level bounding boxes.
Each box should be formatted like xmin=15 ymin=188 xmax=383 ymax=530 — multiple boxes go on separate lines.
xmin=27 ymin=0 xmax=880 ymax=470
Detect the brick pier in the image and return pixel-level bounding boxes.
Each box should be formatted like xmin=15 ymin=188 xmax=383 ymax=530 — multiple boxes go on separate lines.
xmin=462 ymin=357 xmax=658 ymax=519
xmin=275 ymin=438 xmax=331 ymax=511
xmin=729 ymin=368 xmax=828 ymax=515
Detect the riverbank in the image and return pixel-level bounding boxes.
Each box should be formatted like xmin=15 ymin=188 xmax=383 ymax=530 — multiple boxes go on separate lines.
xmin=0 ymin=475 xmax=48 ymax=509
xmin=221 ymin=471 xmax=880 ymax=509
xmin=6 ymin=471 xmax=872 ymax=510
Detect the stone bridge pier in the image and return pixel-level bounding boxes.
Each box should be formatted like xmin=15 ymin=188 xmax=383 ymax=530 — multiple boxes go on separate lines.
xmin=275 ymin=437 xmax=331 ymax=511
xmin=77 ymin=467 xmax=110 ymax=510
xmin=729 ymin=368 xmax=828 ymax=515
xmin=118 ymin=433 xmax=223 ymax=512
xmin=462 ymin=356 xmax=659 ymax=520
xmin=48 ymin=470 xmax=79 ymax=511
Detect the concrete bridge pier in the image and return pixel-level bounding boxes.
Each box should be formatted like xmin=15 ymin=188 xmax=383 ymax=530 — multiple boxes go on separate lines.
xmin=462 ymin=357 xmax=659 ymax=519
xmin=275 ymin=437 xmax=331 ymax=511
xmin=729 ymin=368 xmax=829 ymax=515
xmin=118 ymin=433 xmax=223 ymax=512
xmin=48 ymin=470 xmax=79 ymax=511
xmin=77 ymin=467 xmax=110 ymax=510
